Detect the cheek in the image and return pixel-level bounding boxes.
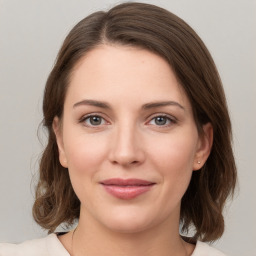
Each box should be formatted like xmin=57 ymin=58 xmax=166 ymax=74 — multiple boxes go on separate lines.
xmin=64 ymin=131 xmax=107 ymax=168
xmin=63 ymin=134 xmax=109 ymax=204
xmin=149 ymin=131 xmax=198 ymax=192
xmin=151 ymin=132 xmax=197 ymax=170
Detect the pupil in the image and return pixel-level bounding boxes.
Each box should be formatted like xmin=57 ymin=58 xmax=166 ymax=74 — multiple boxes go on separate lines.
xmin=156 ymin=117 xmax=166 ymax=125
xmin=90 ymin=116 xmax=101 ymax=125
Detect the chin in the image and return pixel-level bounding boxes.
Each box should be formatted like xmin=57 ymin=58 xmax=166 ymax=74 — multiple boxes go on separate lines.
xmin=100 ymin=208 xmax=157 ymax=234
xmin=105 ymin=220 xmax=151 ymax=234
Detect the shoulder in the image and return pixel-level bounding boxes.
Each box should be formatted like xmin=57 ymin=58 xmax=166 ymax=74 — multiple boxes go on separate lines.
xmin=192 ymin=241 xmax=228 ymax=256
xmin=0 ymin=234 xmax=70 ymax=256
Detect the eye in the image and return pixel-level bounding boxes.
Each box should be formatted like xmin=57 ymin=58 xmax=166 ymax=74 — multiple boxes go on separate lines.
xmin=148 ymin=115 xmax=174 ymax=126
xmin=82 ymin=115 xmax=107 ymax=127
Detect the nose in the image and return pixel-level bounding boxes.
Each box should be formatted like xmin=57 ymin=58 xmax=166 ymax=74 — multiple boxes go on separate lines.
xmin=108 ymin=123 xmax=145 ymax=167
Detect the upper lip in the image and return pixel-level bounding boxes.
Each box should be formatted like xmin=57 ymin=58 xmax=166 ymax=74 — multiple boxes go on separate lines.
xmin=100 ymin=178 xmax=155 ymax=186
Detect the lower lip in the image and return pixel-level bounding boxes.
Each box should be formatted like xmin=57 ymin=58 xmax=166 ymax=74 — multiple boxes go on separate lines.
xmin=102 ymin=184 xmax=154 ymax=200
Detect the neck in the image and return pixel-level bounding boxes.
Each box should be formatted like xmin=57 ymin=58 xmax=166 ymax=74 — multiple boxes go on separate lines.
xmin=72 ymin=209 xmax=194 ymax=256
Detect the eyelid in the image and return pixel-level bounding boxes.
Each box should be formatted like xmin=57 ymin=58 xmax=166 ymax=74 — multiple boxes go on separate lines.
xmin=79 ymin=112 xmax=110 ymax=127
xmin=145 ymin=113 xmax=177 ymax=126
xmin=78 ymin=112 xmax=177 ymax=128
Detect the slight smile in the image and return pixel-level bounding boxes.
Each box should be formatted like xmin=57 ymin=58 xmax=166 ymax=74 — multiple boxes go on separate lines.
xmin=100 ymin=178 xmax=156 ymax=200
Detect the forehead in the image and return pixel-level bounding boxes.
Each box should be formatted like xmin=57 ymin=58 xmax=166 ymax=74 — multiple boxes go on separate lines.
xmin=66 ymin=44 xmax=191 ymax=110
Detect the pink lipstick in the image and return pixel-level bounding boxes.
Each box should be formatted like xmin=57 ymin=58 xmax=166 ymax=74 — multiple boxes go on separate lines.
xmin=100 ymin=178 xmax=155 ymax=200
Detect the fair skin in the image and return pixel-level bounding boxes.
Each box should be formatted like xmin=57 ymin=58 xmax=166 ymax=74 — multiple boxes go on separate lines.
xmin=53 ymin=45 xmax=213 ymax=256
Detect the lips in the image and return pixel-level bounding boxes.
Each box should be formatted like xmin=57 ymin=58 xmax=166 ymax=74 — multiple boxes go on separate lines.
xmin=100 ymin=178 xmax=155 ymax=200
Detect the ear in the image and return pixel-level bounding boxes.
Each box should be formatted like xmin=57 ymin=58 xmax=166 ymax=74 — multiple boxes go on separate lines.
xmin=193 ymin=122 xmax=213 ymax=171
xmin=52 ymin=116 xmax=68 ymax=168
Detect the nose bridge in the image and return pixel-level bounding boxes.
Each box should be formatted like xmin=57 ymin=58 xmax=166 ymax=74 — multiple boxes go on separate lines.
xmin=109 ymin=118 xmax=144 ymax=166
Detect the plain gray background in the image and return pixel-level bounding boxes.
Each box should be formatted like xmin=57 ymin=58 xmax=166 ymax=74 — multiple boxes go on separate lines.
xmin=0 ymin=0 xmax=255 ymax=255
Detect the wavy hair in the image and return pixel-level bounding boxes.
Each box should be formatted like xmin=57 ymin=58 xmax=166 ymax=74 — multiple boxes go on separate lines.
xmin=33 ymin=2 xmax=237 ymax=242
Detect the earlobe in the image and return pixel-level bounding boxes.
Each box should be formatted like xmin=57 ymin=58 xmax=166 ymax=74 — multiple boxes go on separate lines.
xmin=193 ymin=123 xmax=213 ymax=171
xmin=52 ymin=117 xmax=68 ymax=168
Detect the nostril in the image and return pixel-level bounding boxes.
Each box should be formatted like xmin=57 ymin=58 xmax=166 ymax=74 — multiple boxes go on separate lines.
xmin=112 ymin=159 xmax=139 ymax=166
xmin=108 ymin=136 xmax=146 ymax=166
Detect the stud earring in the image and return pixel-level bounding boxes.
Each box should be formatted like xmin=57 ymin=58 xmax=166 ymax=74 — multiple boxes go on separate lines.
xmin=197 ymin=161 xmax=201 ymax=164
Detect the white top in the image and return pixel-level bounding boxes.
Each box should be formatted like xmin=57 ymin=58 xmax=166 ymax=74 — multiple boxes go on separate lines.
xmin=0 ymin=234 xmax=227 ymax=256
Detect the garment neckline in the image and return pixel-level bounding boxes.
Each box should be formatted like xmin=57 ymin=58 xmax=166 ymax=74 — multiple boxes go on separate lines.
xmin=46 ymin=233 xmax=71 ymax=256
xmin=51 ymin=233 xmax=202 ymax=256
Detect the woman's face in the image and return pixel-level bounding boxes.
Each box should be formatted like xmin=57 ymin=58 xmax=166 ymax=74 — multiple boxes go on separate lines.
xmin=54 ymin=45 xmax=212 ymax=233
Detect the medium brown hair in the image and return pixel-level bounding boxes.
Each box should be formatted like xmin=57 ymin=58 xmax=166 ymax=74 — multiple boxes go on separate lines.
xmin=33 ymin=2 xmax=237 ymax=242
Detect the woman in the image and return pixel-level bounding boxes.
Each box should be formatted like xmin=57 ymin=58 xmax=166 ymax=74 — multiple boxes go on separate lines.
xmin=0 ymin=2 xmax=236 ymax=255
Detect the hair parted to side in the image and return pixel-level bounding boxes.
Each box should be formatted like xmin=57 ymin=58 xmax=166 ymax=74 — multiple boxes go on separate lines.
xmin=33 ymin=2 xmax=237 ymax=242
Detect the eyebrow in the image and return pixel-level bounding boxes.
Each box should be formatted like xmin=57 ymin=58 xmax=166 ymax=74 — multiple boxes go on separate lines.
xmin=73 ymin=99 xmax=111 ymax=109
xmin=142 ymin=101 xmax=185 ymax=110
xmin=73 ymin=99 xmax=185 ymax=111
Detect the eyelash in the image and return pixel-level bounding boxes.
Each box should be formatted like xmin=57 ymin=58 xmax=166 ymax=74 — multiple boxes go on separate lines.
xmin=79 ymin=114 xmax=108 ymax=127
xmin=146 ymin=114 xmax=176 ymax=128
xmin=79 ymin=113 xmax=177 ymax=128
